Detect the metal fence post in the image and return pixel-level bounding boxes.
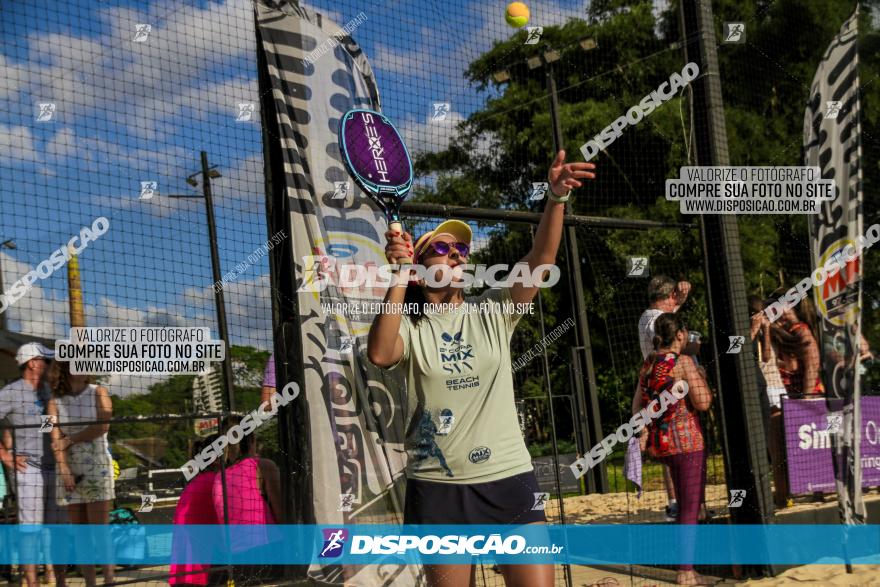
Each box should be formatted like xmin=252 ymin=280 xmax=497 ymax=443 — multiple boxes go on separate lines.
xmin=679 ymin=0 xmax=775 ymax=533
xmin=547 ymin=64 xmax=609 ymax=494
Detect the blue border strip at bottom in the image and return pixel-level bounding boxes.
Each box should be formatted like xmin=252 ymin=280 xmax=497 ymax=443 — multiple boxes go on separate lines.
xmin=2 ymin=524 xmax=879 ymax=565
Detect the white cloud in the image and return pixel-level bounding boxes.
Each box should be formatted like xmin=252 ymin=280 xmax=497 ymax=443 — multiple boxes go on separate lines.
xmin=8 ymin=0 xmax=257 ymax=148
xmin=46 ymin=127 xmax=77 ymax=160
xmin=0 ymin=251 xmax=68 ymax=340
xmin=0 ymin=55 xmax=24 ymax=101
xmin=0 ymin=125 xmax=35 ymax=164
xmin=371 ymin=44 xmax=436 ymax=78
xmin=209 ymin=152 xmax=265 ymax=209
xmin=400 ymin=109 xmax=466 ymax=155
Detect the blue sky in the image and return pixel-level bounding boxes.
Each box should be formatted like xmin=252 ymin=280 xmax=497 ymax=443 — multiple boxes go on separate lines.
xmin=0 ymin=0 xmax=586 ymax=393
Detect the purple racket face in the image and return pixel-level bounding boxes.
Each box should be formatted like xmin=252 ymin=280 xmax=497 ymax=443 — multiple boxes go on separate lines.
xmin=339 ymin=109 xmax=414 ymax=200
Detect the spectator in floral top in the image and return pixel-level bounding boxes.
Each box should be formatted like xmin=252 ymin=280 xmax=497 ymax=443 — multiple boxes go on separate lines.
xmin=47 ymin=360 xmax=114 ymax=587
xmin=635 ymin=313 xmax=713 ymax=585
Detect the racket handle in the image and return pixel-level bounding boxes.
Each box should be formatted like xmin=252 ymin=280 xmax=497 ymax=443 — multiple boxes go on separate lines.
xmin=389 ymin=221 xmax=412 ymax=264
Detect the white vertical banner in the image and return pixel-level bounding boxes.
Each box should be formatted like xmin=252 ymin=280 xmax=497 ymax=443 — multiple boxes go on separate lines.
xmin=255 ymin=1 xmax=417 ymax=584
xmin=804 ymin=7 xmax=866 ymax=525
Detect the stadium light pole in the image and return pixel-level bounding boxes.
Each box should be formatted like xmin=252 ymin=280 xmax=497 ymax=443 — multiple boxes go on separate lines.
xmin=0 ymin=239 xmax=17 ymax=331
xmin=166 ymin=152 xmax=236 ymax=413
xmin=493 ymin=38 xmax=609 ymax=494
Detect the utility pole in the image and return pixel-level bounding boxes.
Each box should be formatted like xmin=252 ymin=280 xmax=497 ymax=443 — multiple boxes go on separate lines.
xmin=167 ymin=152 xmax=236 ymax=412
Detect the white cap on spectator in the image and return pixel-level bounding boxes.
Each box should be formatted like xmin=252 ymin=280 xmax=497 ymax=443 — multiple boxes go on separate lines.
xmin=16 ymin=342 xmax=55 ymax=366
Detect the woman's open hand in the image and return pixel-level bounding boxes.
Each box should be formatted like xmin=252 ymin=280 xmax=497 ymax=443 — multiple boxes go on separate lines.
xmin=59 ymin=468 xmax=76 ymax=492
xmin=548 ymin=150 xmax=596 ymax=196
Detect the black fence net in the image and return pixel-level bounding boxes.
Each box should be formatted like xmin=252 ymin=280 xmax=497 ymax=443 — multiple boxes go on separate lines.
xmin=3 ymin=0 xmax=880 ymax=585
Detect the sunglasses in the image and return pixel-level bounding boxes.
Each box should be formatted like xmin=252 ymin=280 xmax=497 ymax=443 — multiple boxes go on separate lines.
xmin=423 ymin=241 xmax=470 ymax=258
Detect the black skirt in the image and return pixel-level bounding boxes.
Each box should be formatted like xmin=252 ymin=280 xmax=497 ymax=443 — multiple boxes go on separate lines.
xmin=404 ymin=469 xmax=547 ymax=525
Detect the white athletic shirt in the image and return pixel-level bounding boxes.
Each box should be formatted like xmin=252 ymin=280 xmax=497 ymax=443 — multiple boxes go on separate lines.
xmin=638 ymin=308 xmax=663 ymax=359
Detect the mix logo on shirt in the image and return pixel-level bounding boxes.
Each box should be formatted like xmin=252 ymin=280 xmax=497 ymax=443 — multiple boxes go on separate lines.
xmin=468 ymin=446 xmax=491 ymax=464
xmin=439 ymin=331 xmax=474 ymax=372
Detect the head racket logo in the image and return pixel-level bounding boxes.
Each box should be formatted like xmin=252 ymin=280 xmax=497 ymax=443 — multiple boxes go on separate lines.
xmin=319 ymin=528 xmax=349 ymax=558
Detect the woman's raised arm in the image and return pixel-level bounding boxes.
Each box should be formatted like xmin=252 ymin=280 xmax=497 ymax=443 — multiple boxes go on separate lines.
xmin=510 ymin=150 xmax=595 ymax=305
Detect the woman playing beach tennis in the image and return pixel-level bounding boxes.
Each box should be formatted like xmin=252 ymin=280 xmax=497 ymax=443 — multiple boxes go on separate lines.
xmin=368 ymin=150 xmax=595 ymax=587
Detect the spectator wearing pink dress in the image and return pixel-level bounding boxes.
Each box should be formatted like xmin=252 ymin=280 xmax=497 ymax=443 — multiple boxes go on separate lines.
xmin=212 ymin=418 xmax=283 ymax=585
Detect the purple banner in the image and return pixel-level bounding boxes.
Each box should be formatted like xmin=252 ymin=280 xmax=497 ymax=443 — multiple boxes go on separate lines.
xmin=783 ymin=397 xmax=880 ymax=494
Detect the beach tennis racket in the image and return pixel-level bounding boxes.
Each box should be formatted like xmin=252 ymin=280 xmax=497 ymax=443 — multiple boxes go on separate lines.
xmin=338 ymin=108 xmax=414 ymax=263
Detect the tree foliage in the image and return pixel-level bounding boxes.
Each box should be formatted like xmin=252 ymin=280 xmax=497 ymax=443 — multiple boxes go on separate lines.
xmin=411 ymin=0 xmax=880 ymax=441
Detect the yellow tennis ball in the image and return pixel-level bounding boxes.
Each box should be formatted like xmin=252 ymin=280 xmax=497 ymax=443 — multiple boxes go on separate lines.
xmin=506 ymin=2 xmax=529 ymax=28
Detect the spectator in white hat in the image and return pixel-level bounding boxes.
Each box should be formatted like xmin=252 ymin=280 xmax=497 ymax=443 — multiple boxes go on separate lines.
xmin=0 ymin=343 xmax=68 ymax=587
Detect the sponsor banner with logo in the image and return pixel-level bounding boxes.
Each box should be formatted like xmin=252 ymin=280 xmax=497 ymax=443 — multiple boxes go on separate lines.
xmin=255 ymin=1 xmax=414 ymax=585
xmin=783 ymin=397 xmax=880 ymax=494
xmin=7 ymin=524 xmax=880 ymax=565
xmin=194 ymin=417 xmax=219 ymax=437
xmin=803 ymin=9 xmax=865 ymax=523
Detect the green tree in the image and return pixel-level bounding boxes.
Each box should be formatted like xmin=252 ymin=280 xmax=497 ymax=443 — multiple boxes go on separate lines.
xmin=410 ymin=0 xmax=880 ymax=441
xmin=110 ymin=345 xmax=271 ymax=468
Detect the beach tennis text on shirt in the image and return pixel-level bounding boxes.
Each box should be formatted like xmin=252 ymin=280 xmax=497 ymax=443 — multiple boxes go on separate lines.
xmin=54 ymin=327 xmax=225 ymax=375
